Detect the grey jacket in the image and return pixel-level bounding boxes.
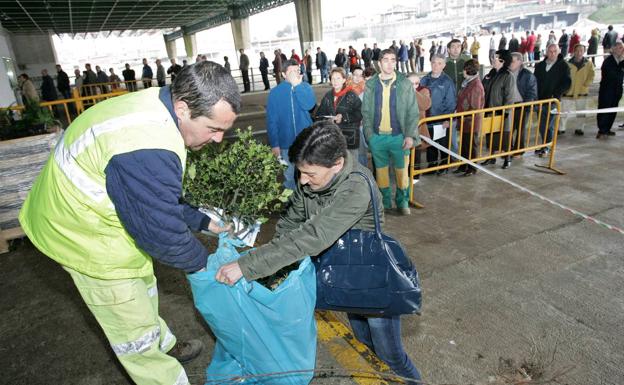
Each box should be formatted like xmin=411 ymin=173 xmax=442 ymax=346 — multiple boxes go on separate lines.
xmin=238 ymin=153 xmax=384 ymax=281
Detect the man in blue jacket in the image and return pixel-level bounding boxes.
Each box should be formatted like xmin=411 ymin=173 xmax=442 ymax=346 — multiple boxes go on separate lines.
xmin=420 ymin=54 xmax=457 ymax=172
xmin=266 ymin=59 xmax=316 ymax=190
xmin=141 ymin=58 xmax=153 ymax=88
xmin=509 ymin=52 xmax=538 ymax=155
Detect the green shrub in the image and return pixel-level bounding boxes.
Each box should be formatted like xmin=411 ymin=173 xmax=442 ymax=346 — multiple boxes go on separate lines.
xmin=184 ymin=127 xmax=291 ymax=230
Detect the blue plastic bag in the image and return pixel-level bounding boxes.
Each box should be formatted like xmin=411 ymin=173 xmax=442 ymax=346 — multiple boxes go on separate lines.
xmin=187 ymin=234 xmax=317 ymax=385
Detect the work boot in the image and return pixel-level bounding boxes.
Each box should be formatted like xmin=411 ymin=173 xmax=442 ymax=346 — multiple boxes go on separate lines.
xmin=167 ymin=339 xmax=203 ymax=363
xmin=398 ymin=207 xmax=411 ymax=216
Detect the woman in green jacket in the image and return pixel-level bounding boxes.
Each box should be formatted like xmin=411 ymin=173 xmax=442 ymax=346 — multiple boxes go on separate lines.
xmin=216 ymin=121 xmax=422 ymax=384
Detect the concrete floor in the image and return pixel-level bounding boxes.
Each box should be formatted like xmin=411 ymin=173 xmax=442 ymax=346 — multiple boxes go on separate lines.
xmin=1 ymin=82 xmax=623 ymax=385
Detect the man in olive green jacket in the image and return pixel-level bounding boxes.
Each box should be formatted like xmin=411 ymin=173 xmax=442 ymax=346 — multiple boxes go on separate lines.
xmin=362 ymin=48 xmax=419 ymax=215
xmin=444 ymin=38 xmax=473 ymax=95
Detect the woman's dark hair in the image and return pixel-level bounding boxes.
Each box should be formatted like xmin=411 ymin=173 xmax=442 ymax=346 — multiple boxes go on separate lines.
xmin=463 ymin=59 xmax=479 ymax=76
xmin=363 ymin=67 xmax=376 ymax=78
xmin=171 ymin=61 xmax=241 ymax=119
xmin=495 ymin=49 xmax=512 ymax=69
xmin=288 ymin=121 xmax=347 ymax=167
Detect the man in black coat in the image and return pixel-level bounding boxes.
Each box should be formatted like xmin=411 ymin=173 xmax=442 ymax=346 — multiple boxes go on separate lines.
xmin=498 ymin=32 xmax=508 ymax=50
xmin=602 ymin=25 xmax=619 ymax=54
xmin=558 ymin=29 xmax=569 ymax=58
xmin=315 ymin=47 xmax=328 ymax=83
xmin=40 ymin=69 xmax=57 ymax=102
xmin=533 ymin=43 xmax=571 ymax=155
xmin=55 ymin=64 xmax=71 ymax=99
xmin=597 ymin=42 xmax=624 ymax=138
xmin=259 ymin=51 xmax=270 ymax=90
xmin=508 ymin=34 xmax=520 ymax=53
xmin=361 ymin=44 xmax=373 ymax=69
xmin=122 ymin=63 xmax=137 ymax=92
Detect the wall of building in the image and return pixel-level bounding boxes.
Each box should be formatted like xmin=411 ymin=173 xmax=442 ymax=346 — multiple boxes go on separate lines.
xmin=0 ymin=27 xmax=17 ymax=107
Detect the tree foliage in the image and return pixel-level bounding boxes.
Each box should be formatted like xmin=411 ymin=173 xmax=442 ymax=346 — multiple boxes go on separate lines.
xmin=184 ymin=128 xmax=290 ymax=229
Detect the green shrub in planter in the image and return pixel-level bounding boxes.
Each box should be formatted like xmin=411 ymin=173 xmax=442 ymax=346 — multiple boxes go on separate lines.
xmin=184 ymin=127 xmax=291 ymax=232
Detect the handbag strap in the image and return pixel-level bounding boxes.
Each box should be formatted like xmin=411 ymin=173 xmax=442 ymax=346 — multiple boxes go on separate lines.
xmin=349 ymin=171 xmax=382 ymax=240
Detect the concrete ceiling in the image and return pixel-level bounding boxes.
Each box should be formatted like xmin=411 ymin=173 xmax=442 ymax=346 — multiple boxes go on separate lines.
xmin=0 ymin=0 xmax=292 ymax=37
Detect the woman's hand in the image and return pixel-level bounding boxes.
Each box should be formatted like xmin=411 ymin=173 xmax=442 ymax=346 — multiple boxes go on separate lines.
xmin=215 ymin=262 xmax=243 ymax=286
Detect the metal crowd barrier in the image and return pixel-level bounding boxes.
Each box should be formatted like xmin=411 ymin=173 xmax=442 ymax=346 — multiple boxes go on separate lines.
xmin=409 ymin=98 xmax=564 ymax=208
xmin=2 ymin=89 xmax=129 ymax=128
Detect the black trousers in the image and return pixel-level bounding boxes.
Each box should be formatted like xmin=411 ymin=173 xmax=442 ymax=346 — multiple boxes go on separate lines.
xmin=597 ymin=87 xmax=623 ymax=134
xmin=511 ymin=107 xmax=528 ymax=150
xmin=242 ymin=70 xmax=250 ymax=92
xmin=460 ymin=132 xmax=479 ymax=170
xmin=426 ymin=124 xmax=449 ymax=168
xmin=261 ymin=72 xmax=270 ymax=90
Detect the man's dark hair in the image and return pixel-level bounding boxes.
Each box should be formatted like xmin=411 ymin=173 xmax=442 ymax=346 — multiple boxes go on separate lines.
xmin=379 ymin=48 xmax=396 ymax=60
xmin=463 ymin=59 xmax=479 ymax=76
xmin=495 ymin=49 xmax=512 ymax=68
xmin=171 ymin=61 xmax=241 ymax=119
xmin=607 ymin=25 xmax=613 ymax=31
xmin=288 ymin=121 xmax=347 ymax=167
xmin=447 ymin=38 xmax=461 ymax=48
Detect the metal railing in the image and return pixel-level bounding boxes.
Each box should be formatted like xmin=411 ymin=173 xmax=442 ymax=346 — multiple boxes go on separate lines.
xmin=409 ymin=98 xmax=564 ymax=208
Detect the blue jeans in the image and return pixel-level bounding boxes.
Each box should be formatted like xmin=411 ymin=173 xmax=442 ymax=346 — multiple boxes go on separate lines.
xmin=348 ymin=314 xmax=422 ymax=384
xmin=320 ymin=67 xmax=328 ymax=83
xmin=358 ymin=128 xmax=369 ymax=168
xmin=538 ymin=107 xmax=556 ymax=146
xmin=281 ymin=149 xmax=296 ymax=190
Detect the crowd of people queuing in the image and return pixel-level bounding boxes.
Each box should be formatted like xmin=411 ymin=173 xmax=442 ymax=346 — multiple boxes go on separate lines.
xmin=264 ymin=25 xmax=623 ymax=220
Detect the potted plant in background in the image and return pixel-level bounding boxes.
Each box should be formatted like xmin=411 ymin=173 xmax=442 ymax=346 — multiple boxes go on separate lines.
xmin=184 ymin=128 xmax=317 ymax=385
xmin=0 ymin=100 xmax=61 ymax=141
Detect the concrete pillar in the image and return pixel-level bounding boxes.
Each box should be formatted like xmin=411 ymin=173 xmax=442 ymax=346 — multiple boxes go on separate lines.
xmin=183 ymin=33 xmax=197 ymax=59
xmin=552 ymin=14 xmax=558 ymax=29
xmin=294 ymin=0 xmax=323 ymax=56
xmin=530 ymin=16 xmax=535 ymax=31
xmin=10 ymin=33 xmax=58 ymax=78
xmin=510 ymin=21 xmax=515 ymax=32
xmin=231 ymin=17 xmax=251 ymax=51
xmin=164 ymin=36 xmax=177 ymax=59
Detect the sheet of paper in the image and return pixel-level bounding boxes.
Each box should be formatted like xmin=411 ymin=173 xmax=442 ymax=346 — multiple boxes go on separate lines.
xmin=433 ymin=124 xmax=446 ymax=141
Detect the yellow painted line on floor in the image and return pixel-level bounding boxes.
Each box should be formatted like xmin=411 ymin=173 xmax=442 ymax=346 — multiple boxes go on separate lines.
xmin=316 ymin=310 xmax=393 ymax=385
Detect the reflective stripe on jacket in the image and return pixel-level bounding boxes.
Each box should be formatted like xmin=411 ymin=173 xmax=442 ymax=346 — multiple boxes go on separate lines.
xmin=19 ymin=87 xmax=186 ymax=279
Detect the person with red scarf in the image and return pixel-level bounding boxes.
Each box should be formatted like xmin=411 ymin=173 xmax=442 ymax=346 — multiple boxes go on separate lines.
xmin=315 ymin=67 xmax=362 ymax=162
xmin=348 ymin=46 xmax=358 ymax=73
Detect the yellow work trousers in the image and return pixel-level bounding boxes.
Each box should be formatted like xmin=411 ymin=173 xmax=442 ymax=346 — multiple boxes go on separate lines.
xmin=64 ymin=267 xmax=189 ymax=385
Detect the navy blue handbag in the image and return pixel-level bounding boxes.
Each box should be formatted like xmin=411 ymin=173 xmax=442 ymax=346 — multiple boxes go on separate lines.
xmin=313 ymin=171 xmax=422 ymax=316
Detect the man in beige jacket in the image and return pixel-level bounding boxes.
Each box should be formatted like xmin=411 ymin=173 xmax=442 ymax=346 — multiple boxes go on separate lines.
xmin=562 ymin=44 xmax=595 ymax=135
xmin=18 ymin=73 xmax=39 ymax=104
